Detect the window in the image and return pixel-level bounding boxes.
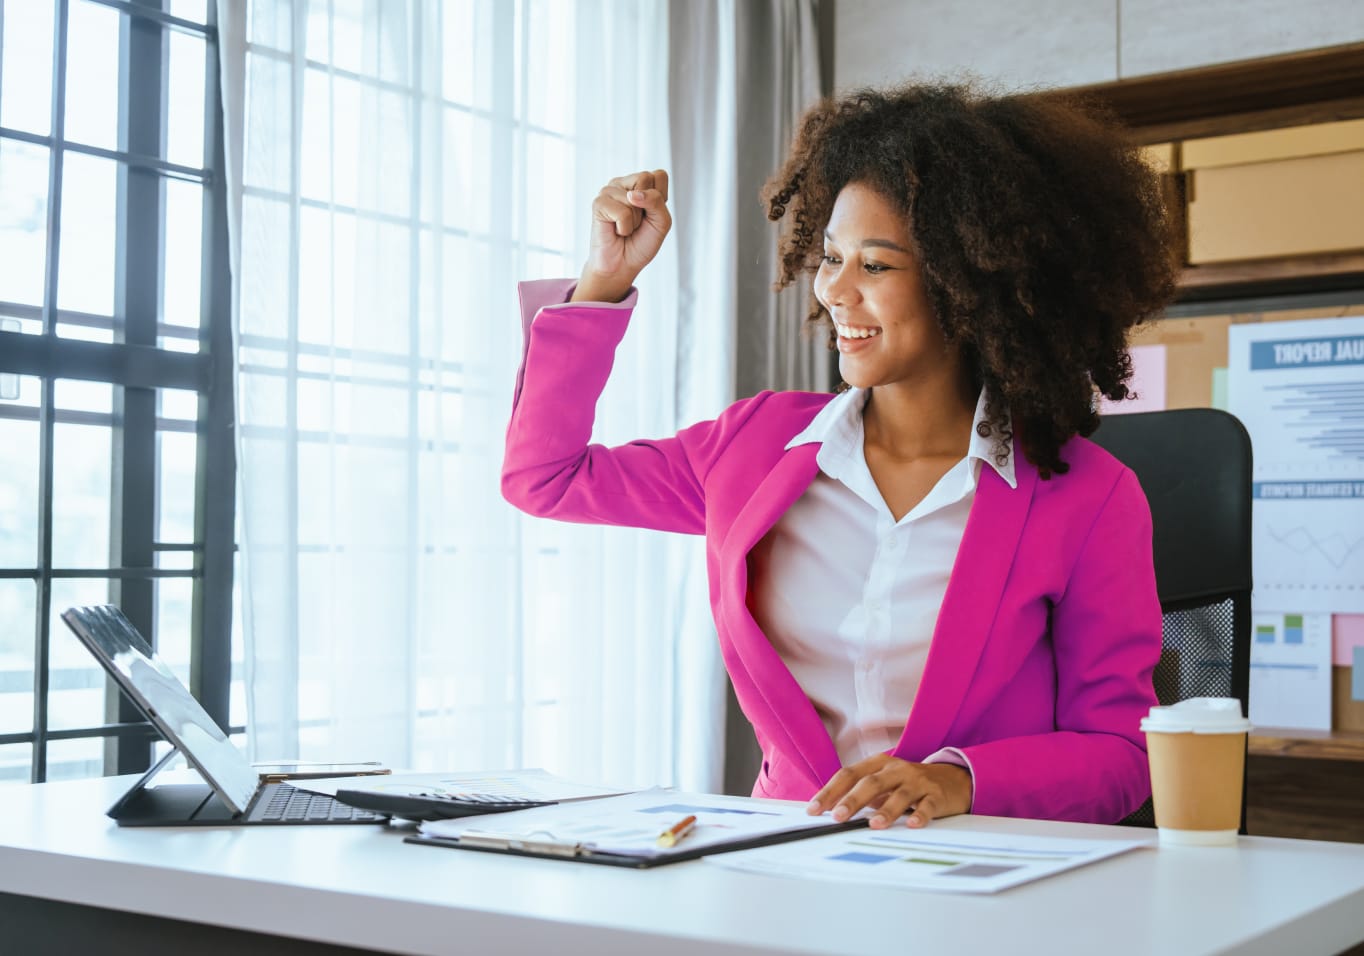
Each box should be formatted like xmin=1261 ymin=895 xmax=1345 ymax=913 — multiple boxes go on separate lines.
xmin=0 ymin=0 xmax=238 ymax=783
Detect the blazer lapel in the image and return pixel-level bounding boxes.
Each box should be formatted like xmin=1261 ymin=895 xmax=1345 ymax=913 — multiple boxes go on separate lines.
xmin=718 ymin=444 xmax=843 ymax=786
xmin=898 ymin=451 xmax=1038 ymax=758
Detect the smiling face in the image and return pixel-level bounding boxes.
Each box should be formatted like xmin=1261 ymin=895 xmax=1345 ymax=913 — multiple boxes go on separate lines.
xmin=813 ymin=181 xmax=957 ymax=391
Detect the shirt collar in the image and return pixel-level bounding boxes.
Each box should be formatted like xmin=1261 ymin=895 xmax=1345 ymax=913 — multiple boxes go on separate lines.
xmin=788 ymin=386 xmax=1017 ymax=490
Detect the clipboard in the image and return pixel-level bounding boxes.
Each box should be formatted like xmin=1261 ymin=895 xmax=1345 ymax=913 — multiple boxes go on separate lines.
xmin=401 ymin=789 xmax=871 ymax=868
xmin=403 ymin=817 xmax=866 ymax=868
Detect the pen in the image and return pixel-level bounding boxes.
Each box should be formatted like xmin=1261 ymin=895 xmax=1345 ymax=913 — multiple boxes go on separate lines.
xmin=656 ymin=814 xmax=698 ymax=848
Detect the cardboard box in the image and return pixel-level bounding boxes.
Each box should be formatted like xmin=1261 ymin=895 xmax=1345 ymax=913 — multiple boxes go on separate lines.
xmin=1182 ymin=117 xmax=1364 ymax=169
xmin=1187 ymin=150 xmax=1364 ymax=263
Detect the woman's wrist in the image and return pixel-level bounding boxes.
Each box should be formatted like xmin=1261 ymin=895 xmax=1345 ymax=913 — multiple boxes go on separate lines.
xmin=571 ymin=269 xmax=635 ymax=304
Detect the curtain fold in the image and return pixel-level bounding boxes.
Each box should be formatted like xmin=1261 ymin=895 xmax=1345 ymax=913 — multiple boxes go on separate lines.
xmin=215 ymin=0 xmax=726 ymax=791
xmin=734 ymin=0 xmax=829 ymax=400
xmin=670 ymin=0 xmax=826 ymax=792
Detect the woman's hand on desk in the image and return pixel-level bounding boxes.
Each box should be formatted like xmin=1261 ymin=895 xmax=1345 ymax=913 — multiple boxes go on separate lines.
xmin=807 ymin=754 xmax=973 ymax=830
xmin=572 ymin=169 xmax=672 ymax=304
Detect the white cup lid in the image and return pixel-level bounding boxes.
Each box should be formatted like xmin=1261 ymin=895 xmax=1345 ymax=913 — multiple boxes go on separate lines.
xmin=1140 ymin=697 xmax=1252 ymax=734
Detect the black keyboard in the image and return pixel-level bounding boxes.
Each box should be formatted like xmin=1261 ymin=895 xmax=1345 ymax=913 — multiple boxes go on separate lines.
xmin=334 ymin=789 xmax=552 ymax=821
xmin=254 ymin=782 xmax=389 ymax=824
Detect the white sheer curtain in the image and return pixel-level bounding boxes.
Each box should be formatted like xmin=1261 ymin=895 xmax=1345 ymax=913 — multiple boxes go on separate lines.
xmin=215 ymin=0 xmax=726 ymax=791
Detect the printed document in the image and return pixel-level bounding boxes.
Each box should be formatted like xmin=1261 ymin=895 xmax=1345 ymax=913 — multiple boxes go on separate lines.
xmin=705 ymin=825 xmax=1148 ymax=894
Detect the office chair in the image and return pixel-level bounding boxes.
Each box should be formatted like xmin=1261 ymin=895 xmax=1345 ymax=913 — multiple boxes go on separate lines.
xmin=1088 ymin=407 xmax=1254 ymax=830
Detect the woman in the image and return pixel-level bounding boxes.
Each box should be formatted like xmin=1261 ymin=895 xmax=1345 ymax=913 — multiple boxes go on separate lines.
xmin=502 ymin=84 xmax=1177 ymax=829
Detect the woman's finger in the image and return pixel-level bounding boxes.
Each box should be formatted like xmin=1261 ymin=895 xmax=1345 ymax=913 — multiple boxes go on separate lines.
xmin=831 ymin=768 xmax=899 ymax=822
xmin=868 ymin=785 xmax=919 ymax=830
xmin=609 ymin=170 xmax=656 ymax=194
xmin=807 ymin=767 xmax=860 ymax=815
xmin=907 ymin=793 xmax=943 ymax=828
xmin=594 ymin=194 xmax=641 ymax=237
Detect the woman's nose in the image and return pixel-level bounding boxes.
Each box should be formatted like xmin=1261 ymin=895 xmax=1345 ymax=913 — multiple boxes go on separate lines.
xmin=821 ymin=266 xmax=859 ymax=308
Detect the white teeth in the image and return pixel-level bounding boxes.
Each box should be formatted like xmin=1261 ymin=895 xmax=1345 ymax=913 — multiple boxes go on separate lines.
xmin=835 ymin=323 xmax=881 ymax=339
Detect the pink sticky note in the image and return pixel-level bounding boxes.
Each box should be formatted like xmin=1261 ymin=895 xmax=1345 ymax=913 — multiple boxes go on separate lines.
xmin=1334 ymin=615 xmax=1364 ymax=667
xmin=1100 ymin=344 xmax=1167 ymax=415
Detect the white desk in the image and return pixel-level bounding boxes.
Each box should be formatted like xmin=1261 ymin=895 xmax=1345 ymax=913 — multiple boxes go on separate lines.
xmin=3 ymin=775 xmax=1363 ymax=956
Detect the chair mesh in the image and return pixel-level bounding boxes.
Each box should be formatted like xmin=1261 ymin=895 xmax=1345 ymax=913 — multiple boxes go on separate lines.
xmin=1119 ymin=597 xmax=1237 ymax=828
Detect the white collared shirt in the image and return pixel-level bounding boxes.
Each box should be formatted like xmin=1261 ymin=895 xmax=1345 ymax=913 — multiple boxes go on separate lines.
xmin=749 ymin=387 xmax=1016 ymax=768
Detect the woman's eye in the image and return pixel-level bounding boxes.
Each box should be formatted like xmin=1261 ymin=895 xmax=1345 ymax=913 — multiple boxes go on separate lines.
xmin=820 ymin=254 xmax=841 ymax=266
xmin=864 ymin=262 xmax=888 ymax=274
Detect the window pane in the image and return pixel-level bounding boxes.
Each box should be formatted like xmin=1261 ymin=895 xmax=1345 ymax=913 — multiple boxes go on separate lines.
xmin=0 ymin=579 xmax=36 ymax=735
xmin=57 ymin=152 xmax=118 ymax=316
xmin=157 ymin=427 xmax=198 ymax=545
xmin=300 ymin=67 xmax=331 ymax=203
xmin=239 ymin=196 xmax=290 ymax=338
xmin=0 ymin=410 xmax=41 ymax=566
xmin=168 ymin=0 xmax=208 ymax=23
xmin=330 ymin=0 xmax=364 ymax=75
xmin=525 ymin=0 xmax=573 ymax=134
xmin=163 ymin=178 xmax=204 ymax=329
xmin=0 ymin=742 xmax=31 ymax=785
xmin=55 ymin=317 xmax=115 ymax=343
xmin=231 ymin=550 xmax=245 ymax=728
xmin=443 ymin=109 xmax=491 ymax=234
xmin=54 ymin=378 xmax=113 ymax=415
xmin=63 ymin=0 xmax=121 ymax=151
xmin=0 ymin=138 xmax=51 ymax=307
xmin=249 ymin=0 xmax=294 ymax=51
xmin=331 ymin=75 xmax=360 ymax=209
xmin=441 ymin=0 xmax=494 ymax=110
xmin=154 ymin=576 xmax=193 ymax=678
xmin=0 ymin=0 xmax=56 ymax=136
xmin=524 ymin=131 xmax=571 ymax=250
xmin=46 ymin=735 xmax=104 ymax=780
xmin=244 ymin=48 xmax=291 ymax=191
xmin=50 ymin=420 xmax=112 ymax=569
xmin=167 ymin=29 xmax=206 ymax=167
xmin=48 ymin=577 xmax=114 ymax=731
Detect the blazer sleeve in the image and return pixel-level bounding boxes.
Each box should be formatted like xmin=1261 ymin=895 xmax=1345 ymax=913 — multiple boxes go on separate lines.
xmin=957 ymin=468 xmax=1163 ymax=824
xmin=502 ymin=279 xmax=746 ymax=535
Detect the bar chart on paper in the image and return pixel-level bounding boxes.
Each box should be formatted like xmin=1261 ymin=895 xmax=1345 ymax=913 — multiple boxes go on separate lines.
xmin=1250 ymin=612 xmax=1332 ymax=730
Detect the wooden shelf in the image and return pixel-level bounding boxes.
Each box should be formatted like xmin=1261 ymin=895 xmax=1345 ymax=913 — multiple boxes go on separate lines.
xmin=1249 ymin=727 xmax=1364 ymax=762
xmin=1060 ymin=42 xmax=1364 ymax=145
xmin=1177 ymin=251 xmax=1364 ymax=299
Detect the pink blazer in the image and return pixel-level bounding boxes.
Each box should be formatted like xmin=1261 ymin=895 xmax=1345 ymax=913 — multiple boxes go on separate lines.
xmin=503 ymin=279 xmax=1162 ymax=824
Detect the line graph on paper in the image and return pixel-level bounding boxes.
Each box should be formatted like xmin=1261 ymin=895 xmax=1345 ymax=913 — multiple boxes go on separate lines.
xmin=1266 ymin=524 xmax=1364 ymax=570
xmin=1253 ymin=501 xmax=1364 ymax=612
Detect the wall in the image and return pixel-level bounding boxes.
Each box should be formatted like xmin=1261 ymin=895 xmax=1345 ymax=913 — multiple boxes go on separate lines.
xmin=832 ymin=0 xmax=1364 ymax=91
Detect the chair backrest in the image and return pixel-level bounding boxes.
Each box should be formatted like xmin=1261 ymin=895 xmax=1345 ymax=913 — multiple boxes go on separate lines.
xmin=1088 ymin=408 xmax=1254 ymax=828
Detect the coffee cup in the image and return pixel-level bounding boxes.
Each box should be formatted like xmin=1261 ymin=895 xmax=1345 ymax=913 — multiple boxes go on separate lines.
xmin=1139 ymin=697 xmax=1252 ymax=846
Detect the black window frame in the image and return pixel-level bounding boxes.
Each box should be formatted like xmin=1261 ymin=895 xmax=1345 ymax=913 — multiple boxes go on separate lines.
xmin=0 ymin=0 xmax=237 ymax=782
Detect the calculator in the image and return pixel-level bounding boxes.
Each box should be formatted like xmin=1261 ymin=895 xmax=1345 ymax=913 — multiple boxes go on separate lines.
xmin=334 ymin=789 xmax=554 ymax=821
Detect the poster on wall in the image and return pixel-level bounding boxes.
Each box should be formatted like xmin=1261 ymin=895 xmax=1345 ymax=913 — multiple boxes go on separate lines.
xmin=1228 ymin=315 xmax=1364 ymax=614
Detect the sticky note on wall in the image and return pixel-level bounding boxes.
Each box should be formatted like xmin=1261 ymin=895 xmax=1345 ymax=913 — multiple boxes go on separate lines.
xmin=1355 ymin=646 xmax=1364 ymax=702
xmin=1100 ymin=344 xmax=1167 ymax=415
xmin=1334 ymin=615 xmax=1364 ymax=666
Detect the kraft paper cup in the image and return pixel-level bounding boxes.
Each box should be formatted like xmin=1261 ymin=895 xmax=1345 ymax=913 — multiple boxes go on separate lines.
xmin=1140 ymin=697 xmax=1252 ymax=847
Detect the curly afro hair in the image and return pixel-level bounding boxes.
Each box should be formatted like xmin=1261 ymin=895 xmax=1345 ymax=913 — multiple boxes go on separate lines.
xmin=762 ymin=83 xmax=1178 ymax=478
